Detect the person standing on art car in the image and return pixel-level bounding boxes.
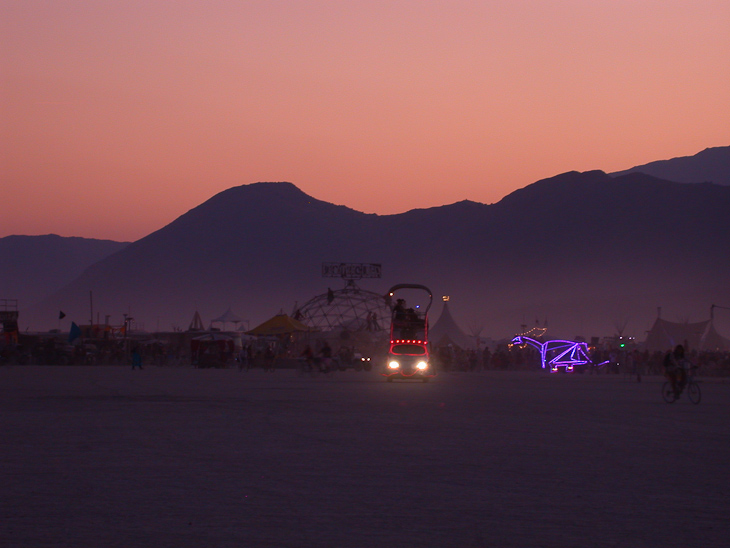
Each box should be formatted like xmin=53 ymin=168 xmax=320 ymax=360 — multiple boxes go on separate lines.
xmin=663 ymin=344 xmax=690 ymax=399
xmin=393 ymin=299 xmax=407 ymax=322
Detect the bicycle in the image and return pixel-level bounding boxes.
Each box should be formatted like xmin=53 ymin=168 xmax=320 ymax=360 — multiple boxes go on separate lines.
xmin=662 ymin=366 xmax=701 ymax=404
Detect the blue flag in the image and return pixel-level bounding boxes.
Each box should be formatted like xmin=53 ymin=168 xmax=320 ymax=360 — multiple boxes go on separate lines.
xmin=68 ymin=322 xmax=82 ymax=343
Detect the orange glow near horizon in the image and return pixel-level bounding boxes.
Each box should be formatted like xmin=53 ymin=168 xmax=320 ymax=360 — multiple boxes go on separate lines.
xmin=2 ymin=1 xmax=729 ymax=242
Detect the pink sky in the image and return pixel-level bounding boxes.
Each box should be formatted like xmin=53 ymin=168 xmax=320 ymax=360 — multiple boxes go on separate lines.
xmin=2 ymin=0 xmax=729 ymax=242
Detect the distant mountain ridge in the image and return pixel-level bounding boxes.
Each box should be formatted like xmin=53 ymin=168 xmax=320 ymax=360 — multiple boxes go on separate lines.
xmin=0 ymin=235 xmax=128 ymax=311
xmin=7 ymin=145 xmax=730 ymax=339
xmin=22 ymin=173 xmax=730 ymax=340
xmin=611 ymin=146 xmax=730 ymax=185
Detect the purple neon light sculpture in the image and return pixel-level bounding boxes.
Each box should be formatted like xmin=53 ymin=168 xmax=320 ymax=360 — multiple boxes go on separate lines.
xmin=510 ymin=335 xmax=608 ymax=372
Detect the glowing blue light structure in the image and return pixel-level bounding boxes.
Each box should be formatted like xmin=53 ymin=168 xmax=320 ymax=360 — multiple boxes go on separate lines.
xmin=510 ymin=335 xmax=608 ymax=373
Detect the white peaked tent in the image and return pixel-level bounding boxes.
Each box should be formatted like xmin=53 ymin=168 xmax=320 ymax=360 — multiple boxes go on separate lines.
xmin=429 ymin=301 xmax=475 ymax=349
xmin=211 ymin=307 xmax=244 ymax=331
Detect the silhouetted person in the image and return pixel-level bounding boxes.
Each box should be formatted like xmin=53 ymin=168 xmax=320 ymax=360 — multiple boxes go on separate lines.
xmin=300 ymin=345 xmax=315 ymax=372
xmin=393 ymin=299 xmax=406 ymax=321
xmin=320 ymin=341 xmax=332 ymax=371
xmin=131 ymin=347 xmax=143 ymax=370
xmin=370 ymin=312 xmax=380 ymax=331
xmin=664 ymin=344 xmax=688 ymax=398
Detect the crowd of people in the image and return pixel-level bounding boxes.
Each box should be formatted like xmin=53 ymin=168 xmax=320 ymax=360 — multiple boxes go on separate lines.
xmin=431 ymin=343 xmax=730 ymax=377
xmin=4 ymin=329 xmax=730 ymax=378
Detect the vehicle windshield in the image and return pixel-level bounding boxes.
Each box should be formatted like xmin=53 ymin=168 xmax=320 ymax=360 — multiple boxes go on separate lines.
xmin=391 ymin=344 xmax=427 ymax=355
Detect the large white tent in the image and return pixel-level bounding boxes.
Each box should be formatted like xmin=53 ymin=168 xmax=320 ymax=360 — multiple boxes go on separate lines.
xmin=644 ymin=317 xmax=730 ymax=352
xmin=429 ymin=300 xmax=475 ymax=349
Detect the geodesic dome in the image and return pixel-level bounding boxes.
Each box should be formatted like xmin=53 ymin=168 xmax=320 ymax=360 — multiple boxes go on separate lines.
xmin=294 ymin=281 xmax=391 ymax=333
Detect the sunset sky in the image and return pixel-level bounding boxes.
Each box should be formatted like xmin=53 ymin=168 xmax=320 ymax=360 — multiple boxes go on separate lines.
xmin=2 ymin=0 xmax=729 ymax=242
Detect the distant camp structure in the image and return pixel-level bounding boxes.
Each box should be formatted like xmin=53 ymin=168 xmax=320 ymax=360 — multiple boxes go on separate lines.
xmin=644 ymin=306 xmax=730 ymax=352
xmin=210 ymin=307 xmax=245 ymax=331
xmin=1 ymin=299 xmax=19 ymax=344
xmin=293 ymin=280 xmax=390 ymax=333
xmin=429 ymin=297 xmax=475 ymax=350
xmin=188 ymin=310 xmax=205 ymax=332
xmin=247 ymin=313 xmax=311 ymax=337
xmin=187 ymin=308 xmax=246 ymax=332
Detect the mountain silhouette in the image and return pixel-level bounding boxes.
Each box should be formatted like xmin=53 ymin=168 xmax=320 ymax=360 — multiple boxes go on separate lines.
xmin=0 ymin=235 xmax=128 ymax=312
xmin=23 ymin=175 xmax=730 ymax=340
xmin=611 ymin=146 xmax=730 ymax=185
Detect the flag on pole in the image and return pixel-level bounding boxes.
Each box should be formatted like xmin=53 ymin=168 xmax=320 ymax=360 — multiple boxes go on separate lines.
xmin=59 ymin=311 xmax=66 ymax=320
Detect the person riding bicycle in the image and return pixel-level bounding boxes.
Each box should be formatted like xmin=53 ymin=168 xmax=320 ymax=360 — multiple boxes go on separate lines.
xmin=663 ymin=344 xmax=690 ymax=399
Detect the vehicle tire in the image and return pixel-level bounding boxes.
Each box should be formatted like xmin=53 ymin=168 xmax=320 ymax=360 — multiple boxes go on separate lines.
xmin=662 ymin=382 xmax=676 ymax=404
xmin=687 ymin=382 xmax=701 ymax=405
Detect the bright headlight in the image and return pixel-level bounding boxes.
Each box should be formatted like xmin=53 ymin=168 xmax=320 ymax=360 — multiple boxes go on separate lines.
xmin=416 ymin=361 xmax=428 ymax=370
xmin=388 ymin=361 xmax=400 ymax=369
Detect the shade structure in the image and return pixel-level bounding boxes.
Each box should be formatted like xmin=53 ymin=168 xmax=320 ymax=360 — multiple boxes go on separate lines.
xmin=212 ymin=307 xmax=243 ymax=324
xmin=211 ymin=307 xmax=244 ymax=331
xmin=247 ymin=314 xmax=312 ymax=336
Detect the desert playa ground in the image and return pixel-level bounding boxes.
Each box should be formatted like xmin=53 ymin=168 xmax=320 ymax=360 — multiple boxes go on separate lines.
xmin=3 ymin=366 xmax=729 ymax=548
